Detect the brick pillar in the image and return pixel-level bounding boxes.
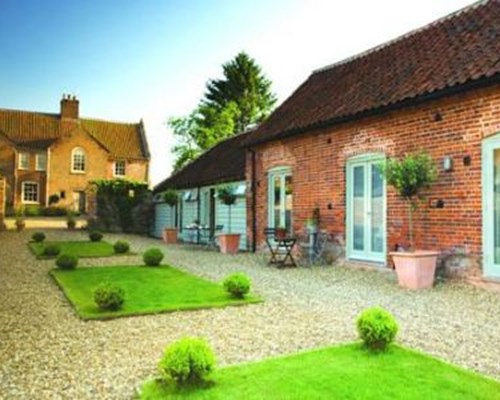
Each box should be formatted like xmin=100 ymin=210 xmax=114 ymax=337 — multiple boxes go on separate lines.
xmin=0 ymin=175 xmax=6 ymax=231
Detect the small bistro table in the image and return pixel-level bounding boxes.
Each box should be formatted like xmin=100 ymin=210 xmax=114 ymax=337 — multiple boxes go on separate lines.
xmin=266 ymin=235 xmax=298 ymax=268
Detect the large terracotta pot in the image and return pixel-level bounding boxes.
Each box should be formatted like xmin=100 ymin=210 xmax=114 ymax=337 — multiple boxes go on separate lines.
xmin=162 ymin=228 xmax=178 ymax=244
xmin=218 ymin=234 xmax=241 ymax=255
xmin=390 ymin=251 xmax=440 ymax=289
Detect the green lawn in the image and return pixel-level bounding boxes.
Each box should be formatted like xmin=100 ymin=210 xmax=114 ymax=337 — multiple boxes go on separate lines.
xmin=29 ymin=241 xmax=116 ymax=258
xmin=50 ymin=265 xmax=261 ymax=319
xmin=140 ymin=343 xmax=500 ymax=400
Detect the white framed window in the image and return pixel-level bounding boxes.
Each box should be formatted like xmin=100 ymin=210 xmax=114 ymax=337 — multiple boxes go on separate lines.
xmin=114 ymin=160 xmax=126 ymax=177
xmin=21 ymin=181 xmax=39 ymax=204
xmin=18 ymin=152 xmax=29 ymax=170
xmin=71 ymin=147 xmax=86 ymax=173
xmin=35 ymin=153 xmax=47 ymax=171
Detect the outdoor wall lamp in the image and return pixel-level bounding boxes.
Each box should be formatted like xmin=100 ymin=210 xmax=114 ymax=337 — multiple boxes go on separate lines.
xmin=443 ymin=156 xmax=453 ymax=172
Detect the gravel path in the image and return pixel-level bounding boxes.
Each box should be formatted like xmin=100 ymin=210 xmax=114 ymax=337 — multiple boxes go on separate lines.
xmin=1 ymin=229 xmax=499 ymax=399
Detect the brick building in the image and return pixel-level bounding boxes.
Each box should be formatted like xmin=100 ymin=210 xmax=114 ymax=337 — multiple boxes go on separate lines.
xmin=244 ymin=0 xmax=500 ymax=279
xmin=0 ymin=95 xmax=150 ymax=213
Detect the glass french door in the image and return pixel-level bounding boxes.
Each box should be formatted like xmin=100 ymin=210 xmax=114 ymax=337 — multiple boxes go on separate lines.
xmin=482 ymin=137 xmax=500 ymax=277
xmin=268 ymin=168 xmax=293 ymax=232
xmin=347 ymin=155 xmax=386 ymax=263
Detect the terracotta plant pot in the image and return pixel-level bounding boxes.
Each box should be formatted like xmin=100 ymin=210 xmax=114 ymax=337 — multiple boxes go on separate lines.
xmin=390 ymin=250 xmax=440 ymax=289
xmin=218 ymin=233 xmax=241 ymax=255
xmin=162 ymin=228 xmax=178 ymax=244
xmin=275 ymin=228 xmax=287 ymax=240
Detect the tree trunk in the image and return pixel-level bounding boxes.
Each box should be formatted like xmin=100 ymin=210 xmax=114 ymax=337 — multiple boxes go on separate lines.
xmin=408 ymin=202 xmax=414 ymax=251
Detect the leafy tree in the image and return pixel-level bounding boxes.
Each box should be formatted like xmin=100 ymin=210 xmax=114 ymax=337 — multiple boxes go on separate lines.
xmin=168 ymin=113 xmax=201 ymax=171
xmin=204 ymin=52 xmax=276 ymax=132
xmin=168 ymin=52 xmax=276 ymax=170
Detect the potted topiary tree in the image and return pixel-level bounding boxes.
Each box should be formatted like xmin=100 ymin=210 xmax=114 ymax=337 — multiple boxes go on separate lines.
xmin=15 ymin=206 xmax=25 ymax=232
xmin=383 ymin=152 xmax=438 ymax=289
xmin=162 ymin=189 xmax=178 ymax=244
xmin=217 ymin=184 xmax=240 ymax=255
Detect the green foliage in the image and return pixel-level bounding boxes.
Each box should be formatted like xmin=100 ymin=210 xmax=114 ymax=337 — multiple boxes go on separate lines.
xmin=158 ymin=337 xmax=216 ymax=385
xmin=31 ymin=232 xmax=46 ymax=243
xmin=42 ymin=206 xmax=68 ymax=216
xmin=205 ymin=52 xmax=277 ymax=132
xmin=382 ymin=152 xmax=437 ymax=248
xmin=89 ymin=231 xmax=103 ymax=242
xmin=93 ymin=282 xmax=125 ymax=311
xmin=91 ymin=178 xmax=150 ymax=232
xmin=43 ymin=244 xmax=61 ymax=257
xmin=223 ymin=273 xmax=251 ymax=298
xmin=143 ymin=248 xmax=164 ymax=266
xmin=163 ymin=189 xmax=179 ymax=207
xmin=56 ymin=254 xmax=78 ymax=270
xmin=383 ymin=153 xmax=437 ymax=201
xmin=48 ymin=194 xmax=60 ymax=205
xmin=24 ymin=205 xmax=41 ymax=217
xmin=66 ymin=213 xmax=76 ymax=229
xmin=357 ymin=307 xmax=399 ymax=351
xmin=169 ymin=52 xmax=276 ymax=171
xmin=113 ymin=240 xmax=130 ymax=254
xmin=217 ymin=185 xmax=237 ymax=206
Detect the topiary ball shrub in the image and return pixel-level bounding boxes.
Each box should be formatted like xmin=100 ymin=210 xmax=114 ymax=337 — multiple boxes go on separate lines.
xmin=94 ymin=283 xmax=125 ymax=311
xmin=222 ymin=273 xmax=251 ymax=298
xmin=43 ymin=244 xmax=61 ymax=257
xmin=143 ymin=247 xmax=164 ymax=266
xmin=32 ymin=232 xmax=46 ymax=243
xmin=89 ymin=230 xmax=104 ymax=242
xmin=159 ymin=337 xmax=216 ymax=386
xmin=55 ymin=254 xmax=78 ymax=270
xmin=113 ymin=240 xmax=130 ymax=254
xmin=356 ymin=307 xmax=399 ymax=351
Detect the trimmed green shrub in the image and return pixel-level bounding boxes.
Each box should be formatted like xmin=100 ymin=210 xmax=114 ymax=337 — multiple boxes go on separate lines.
xmin=32 ymin=232 xmax=46 ymax=243
xmin=94 ymin=282 xmax=125 ymax=311
xmin=159 ymin=337 xmax=216 ymax=385
xmin=113 ymin=240 xmax=130 ymax=254
xmin=89 ymin=231 xmax=103 ymax=242
xmin=43 ymin=244 xmax=61 ymax=257
xmin=222 ymin=273 xmax=251 ymax=298
xmin=356 ymin=307 xmax=399 ymax=351
xmin=143 ymin=248 xmax=164 ymax=266
xmin=55 ymin=254 xmax=78 ymax=270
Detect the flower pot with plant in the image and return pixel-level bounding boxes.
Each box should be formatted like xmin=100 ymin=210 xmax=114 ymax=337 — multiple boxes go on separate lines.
xmin=162 ymin=189 xmax=178 ymax=244
xmin=217 ymin=185 xmax=240 ymax=255
xmin=15 ymin=206 xmax=25 ymax=232
xmin=383 ymin=152 xmax=439 ymax=289
xmin=66 ymin=211 xmax=77 ymax=230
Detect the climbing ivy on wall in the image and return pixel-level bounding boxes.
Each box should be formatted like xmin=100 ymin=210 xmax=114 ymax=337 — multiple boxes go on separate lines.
xmin=90 ymin=178 xmax=150 ymax=232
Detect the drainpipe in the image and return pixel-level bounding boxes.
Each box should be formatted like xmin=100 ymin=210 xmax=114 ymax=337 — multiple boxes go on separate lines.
xmin=197 ymin=186 xmax=201 ymax=244
xmin=250 ymin=148 xmax=257 ymax=253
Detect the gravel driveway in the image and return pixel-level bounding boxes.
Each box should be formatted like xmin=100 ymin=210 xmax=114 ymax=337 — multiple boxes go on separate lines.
xmin=1 ymin=229 xmax=499 ymax=399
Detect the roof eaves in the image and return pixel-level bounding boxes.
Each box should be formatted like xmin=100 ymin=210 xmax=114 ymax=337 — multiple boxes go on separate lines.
xmin=249 ymin=72 xmax=500 ymax=147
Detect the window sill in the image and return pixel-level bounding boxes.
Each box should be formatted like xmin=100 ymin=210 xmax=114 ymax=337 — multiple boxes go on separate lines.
xmin=70 ymin=170 xmax=86 ymax=175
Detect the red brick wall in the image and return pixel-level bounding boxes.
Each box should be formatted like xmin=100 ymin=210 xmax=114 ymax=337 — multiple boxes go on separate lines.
xmin=246 ymin=84 xmax=500 ymax=274
xmin=0 ymin=135 xmax=15 ymax=209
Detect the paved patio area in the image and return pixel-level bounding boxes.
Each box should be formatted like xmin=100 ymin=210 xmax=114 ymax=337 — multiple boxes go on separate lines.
xmin=1 ymin=229 xmax=499 ymax=399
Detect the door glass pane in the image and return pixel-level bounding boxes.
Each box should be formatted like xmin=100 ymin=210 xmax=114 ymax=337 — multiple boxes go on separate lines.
xmin=353 ymin=165 xmax=365 ymax=251
xmin=371 ymin=164 xmax=383 ymax=253
xmin=273 ymin=176 xmax=281 ymax=228
xmin=494 ymin=150 xmax=500 ymax=264
xmin=285 ymin=175 xmax=293 ymax=231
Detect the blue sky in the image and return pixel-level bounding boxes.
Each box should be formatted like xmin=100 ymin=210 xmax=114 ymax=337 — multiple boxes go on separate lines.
xmin=0 ymin=0 xmax=473 ymax=184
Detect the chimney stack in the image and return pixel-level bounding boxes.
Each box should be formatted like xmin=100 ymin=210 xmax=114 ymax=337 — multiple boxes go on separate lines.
xmin=60 ymin=94 xmax=79 ymax=119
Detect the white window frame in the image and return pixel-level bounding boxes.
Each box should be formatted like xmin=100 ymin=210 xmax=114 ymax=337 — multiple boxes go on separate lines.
xmin=35 ymin=152 xmax=47 ymax=171
xmin=21 ymin=181 xmax=39 ymax=204
xmin=114 ymin=160 xmax=126 ymax=177
xmin=71 ymin=147 xmax=86 ymax=173
xmin=18 ymin=152 xmax=29 ymax=170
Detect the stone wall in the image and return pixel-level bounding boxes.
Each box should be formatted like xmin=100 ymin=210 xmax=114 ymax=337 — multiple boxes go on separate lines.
xmin=0 ymin=174 xmax=6 ymax=230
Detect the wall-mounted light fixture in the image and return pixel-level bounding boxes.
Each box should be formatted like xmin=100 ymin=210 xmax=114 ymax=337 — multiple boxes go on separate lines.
xmin=443 ymin=156 xmax=453 ymax=172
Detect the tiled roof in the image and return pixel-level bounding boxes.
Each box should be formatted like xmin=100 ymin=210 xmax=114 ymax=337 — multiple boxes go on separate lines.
xmin=0 ymin=109 xmax=149 ymax=159
xmin=245 ymin=0 xmax=500 ymax=146
xmin=154 ymin=131 xmax=251 ymax=192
